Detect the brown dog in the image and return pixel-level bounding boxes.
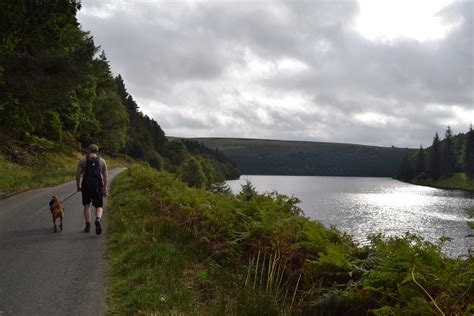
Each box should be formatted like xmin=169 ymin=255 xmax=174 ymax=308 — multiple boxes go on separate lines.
xmin=49 ymin=196 xmax=64 ymax=232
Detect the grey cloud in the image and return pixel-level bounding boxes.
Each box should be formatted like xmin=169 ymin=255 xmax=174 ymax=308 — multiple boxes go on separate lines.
xmin=78 ymin=0 xmax=473 ymax=148
xmin=262 ymin=2 xmax=472 ymax=108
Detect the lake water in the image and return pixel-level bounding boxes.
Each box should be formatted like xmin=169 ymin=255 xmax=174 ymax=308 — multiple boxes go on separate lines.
xmin=227 ymin=176 xmax=474 ymax=257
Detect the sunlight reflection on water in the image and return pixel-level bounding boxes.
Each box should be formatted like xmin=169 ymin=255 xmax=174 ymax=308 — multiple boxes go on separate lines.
xmin=227 ymin=176 xmax=474 ymax=257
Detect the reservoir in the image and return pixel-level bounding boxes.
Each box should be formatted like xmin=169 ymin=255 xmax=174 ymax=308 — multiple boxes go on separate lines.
xmin=227 ymin=176 xmax=474 ymax=257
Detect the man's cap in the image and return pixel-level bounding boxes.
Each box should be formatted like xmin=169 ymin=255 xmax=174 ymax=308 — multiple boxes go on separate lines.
xmin=87 ymin=144 xmax=99 ymax=153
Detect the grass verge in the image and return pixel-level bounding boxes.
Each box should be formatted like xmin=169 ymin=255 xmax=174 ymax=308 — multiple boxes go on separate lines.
xmin=107 ymin=168 xmax=281 ymax=315
xmin=107 ymin=166 xmax=474 ymax=315
xmin=0 ymin=152 xmax=81 ymax=198
xmin=415 ymin=173 xmax=474 ymax=192
xmin=0 ymin=136 xmax=131 ymax=198
xmin=107 ymin=171 xmax=196 ymax=314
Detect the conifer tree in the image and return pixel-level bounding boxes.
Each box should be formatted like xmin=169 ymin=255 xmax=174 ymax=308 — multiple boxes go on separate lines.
xmin=462 ymin=125 xmax=474 ymax=178
xmin=114 ymin=74 xmax=167 ymax=159
xmin=239 ymin=180 xmax=258 ymax=201
xmin=440 ymin=126 xmax=455 ymax=176
xmin=397 ymin=153 xmax=414 ymax=181
xmin=428 ymin=132 xmax=441 ymax=179
xmin=414 ymin=145 xmax=425 ymax=176
xmin=114 ymin=75 xmax=129 ymax=105
xmin=166 ymin=140 xmax=188 ymax=165
xmin=179 ymin=157 xmax=206 ymax=188
xmin=0 ymin=0 xmax=94 ymax=139
xmin=211 ymin=182 xmax=232 ymax=194
xmin=91 ymin=52 xmax=128 ymax=154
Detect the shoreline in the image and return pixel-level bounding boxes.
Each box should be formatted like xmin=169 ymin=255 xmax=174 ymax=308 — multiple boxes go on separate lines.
xmin=404 ymin=173 xmax=474 ymax=193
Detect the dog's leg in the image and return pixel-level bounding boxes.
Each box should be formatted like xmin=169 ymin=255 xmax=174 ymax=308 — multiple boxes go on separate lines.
xmin=53 ymin=214 xmax=57 ymax=233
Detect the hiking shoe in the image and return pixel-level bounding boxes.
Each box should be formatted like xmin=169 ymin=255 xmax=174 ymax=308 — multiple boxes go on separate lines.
xmin=84 ymin=222 xmax=91 ymax=233
xmin=95 ymin=219 xmax=102 ymax=235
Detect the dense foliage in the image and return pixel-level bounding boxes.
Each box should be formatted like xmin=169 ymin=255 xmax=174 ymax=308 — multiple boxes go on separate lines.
xmin=180 ymin=139 xmax=240 ymax=180
xmin=397 ymin=126 xmax=474 ymax=186
xmin=114 ymin=75 xmax=166 ymax=166
xmin=0 ymin=0 xmax=239 ymax=180
xmin=192 ymin=138 xmax=415 ymax=177
xmin=108 ymin=166 xmax=474 ymax=314
xmin=0 ymin=1 xmax=124 ymax=148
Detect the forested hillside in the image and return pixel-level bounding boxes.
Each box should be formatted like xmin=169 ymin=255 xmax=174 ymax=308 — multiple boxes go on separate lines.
xmin=396 ymin=126 xmax=474 ymax=190
xmin=0 ymin=0 xmax=239 ymax=194
xmin=182 ymin=137 xmax=415 ymax=177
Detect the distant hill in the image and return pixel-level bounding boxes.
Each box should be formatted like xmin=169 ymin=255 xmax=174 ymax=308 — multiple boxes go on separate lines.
xmin=169 ymin=137 xmax=416 ymax=177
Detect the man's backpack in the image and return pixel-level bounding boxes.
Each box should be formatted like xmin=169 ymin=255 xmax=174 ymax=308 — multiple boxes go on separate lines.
xmin=84 ymin=156 xmax=102 ymax=191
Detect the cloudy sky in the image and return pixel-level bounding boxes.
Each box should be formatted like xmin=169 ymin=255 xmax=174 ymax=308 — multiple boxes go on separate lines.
xmin=78 ymin=0 xmax=473 ymax=148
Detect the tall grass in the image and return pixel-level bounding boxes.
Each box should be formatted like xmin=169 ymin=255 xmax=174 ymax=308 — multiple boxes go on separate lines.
xmin=0 ymin=137 xmax=130 ymax=198
xmin=107 ymin=166 xmax=474 ymax=315
xmin=0 ymin=153 xmax=79 ymax=197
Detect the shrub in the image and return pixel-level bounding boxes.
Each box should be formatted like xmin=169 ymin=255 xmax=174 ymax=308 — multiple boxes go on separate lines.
xmin=112 ymin=166 xmax=474 ymax=314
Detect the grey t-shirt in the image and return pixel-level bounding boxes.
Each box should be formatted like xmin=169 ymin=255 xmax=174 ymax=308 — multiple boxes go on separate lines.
xmin=78 ymin=156 xmax=107 ymax=173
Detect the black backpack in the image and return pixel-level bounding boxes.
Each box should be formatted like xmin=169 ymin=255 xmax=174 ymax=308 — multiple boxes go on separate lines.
xmin=84 ymin=156 xmax=102 ymax=191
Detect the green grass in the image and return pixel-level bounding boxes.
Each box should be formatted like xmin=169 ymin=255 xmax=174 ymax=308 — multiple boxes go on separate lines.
xmin=416 ymin=173 xmax=474 ymax=191
xmin=107 ymin=166 xmax=474 ymax=315
xmin=0 ymin=145 xmax=130 ymax=199
xmin=0 ymin=153 xmax=80 ymax=197
xmin=107 ymin=169 xmax=279 ymax=315
xmin=107 ymin=172 xmax=195 ymax=314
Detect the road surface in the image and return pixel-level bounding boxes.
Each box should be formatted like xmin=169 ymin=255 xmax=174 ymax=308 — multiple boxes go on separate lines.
xmin=0 ymin=168 xmax=125 ymax=315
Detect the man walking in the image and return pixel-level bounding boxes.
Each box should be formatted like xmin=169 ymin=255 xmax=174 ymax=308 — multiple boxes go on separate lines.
xmin=76 ymin=144 xmax=108 ymax=235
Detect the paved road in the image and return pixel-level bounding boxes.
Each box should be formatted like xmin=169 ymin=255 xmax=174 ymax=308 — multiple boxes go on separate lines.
xmin=0 ymin=168 xmax=125 ymax=315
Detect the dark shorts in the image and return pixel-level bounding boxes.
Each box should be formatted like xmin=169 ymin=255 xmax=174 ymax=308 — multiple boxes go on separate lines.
xmin=81 ymin=185 xmax=103 ymax=208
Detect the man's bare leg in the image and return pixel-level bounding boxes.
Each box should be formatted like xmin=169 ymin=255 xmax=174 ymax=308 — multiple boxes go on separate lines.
xmin=95 ymin=207 xmax=103 ymax=235
xmin=83 ymin=203 xmax=91 ymax=232
xmin=83 ymin=203 xmax=92 ymax=222
xmin=95 ymin=207 xmax=103 ymax=220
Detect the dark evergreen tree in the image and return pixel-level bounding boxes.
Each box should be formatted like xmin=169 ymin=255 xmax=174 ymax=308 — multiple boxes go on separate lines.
xmin=114 ymin=74 xmax=166 ymax=159
xmin=179 ymin=157 xmax=206 ymax=188
xmin=91 ymin=52 xmax=128 ymax=154
xmin=462 ymin=125 xmax=474 ymax=178
xmin=397 ymin=128 xmax=469 ymax=183
xmin=428 ymin=132 xmax=441 ymax=179
xmin=239 ymin=180 xmax=258 ymax=201
xmin=165 ymin=140 xmax=187 ymax=165
xmin=440 ymin=126 xmax=455 ymax=176
xmin=114 ymin=75 xmax=129 ymax=106
xmin=414 ymin=145 xmax=426 ymax=176
xmin=143 ymin=115 xmax=167 ymax=153
xmin=0 ymin=1 xmax=128 ymax=154
xmin=397 ymin=153 xmax=414 ymax=181
xmin=211 ymin=182 xmax=232 ymax=194
xmin=0 ymin=0 xmax=95 ymax=139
